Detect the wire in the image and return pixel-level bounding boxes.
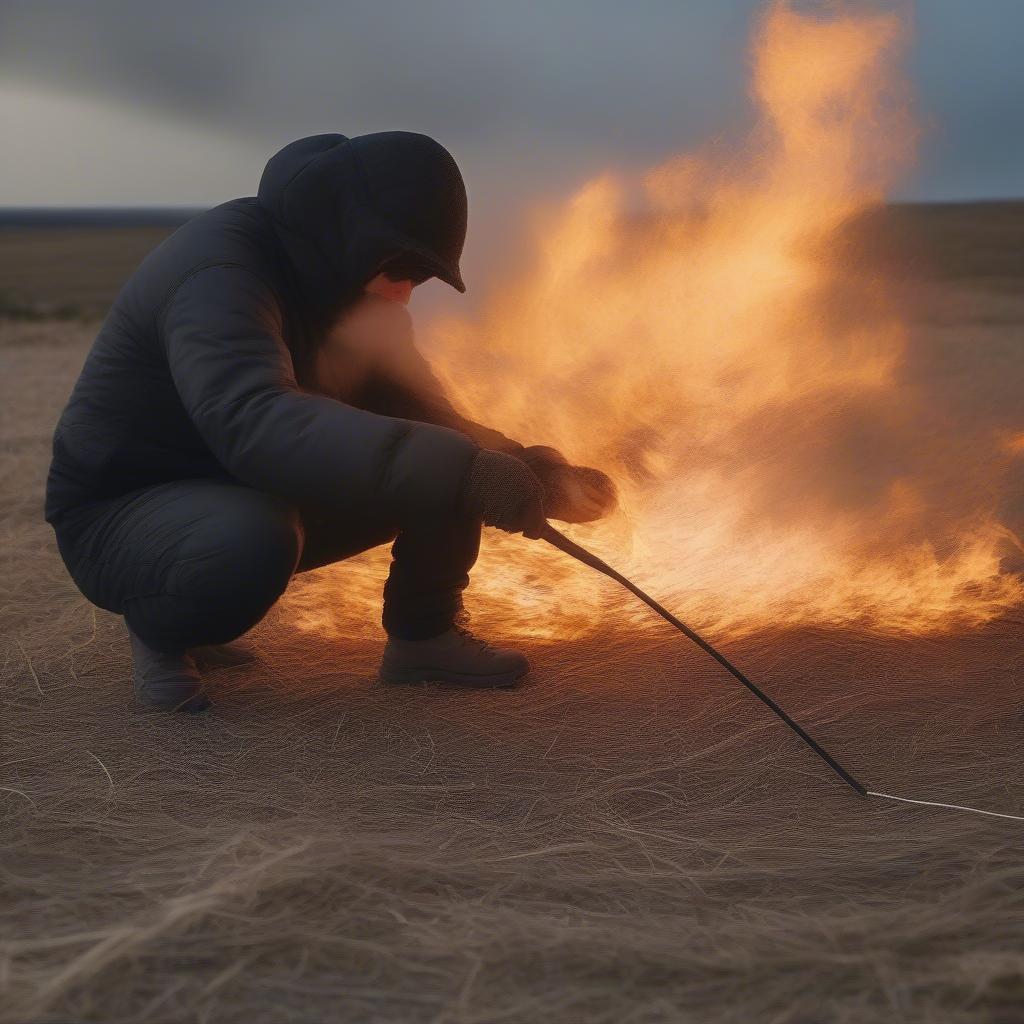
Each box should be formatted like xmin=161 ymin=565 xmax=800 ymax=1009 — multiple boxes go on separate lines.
xmin=867 ymin=790 xmax=1024 ymax=822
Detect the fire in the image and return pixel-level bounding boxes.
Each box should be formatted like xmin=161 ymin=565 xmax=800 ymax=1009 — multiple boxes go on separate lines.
xmin=292 ymin=1 xmax=1023 ymax=643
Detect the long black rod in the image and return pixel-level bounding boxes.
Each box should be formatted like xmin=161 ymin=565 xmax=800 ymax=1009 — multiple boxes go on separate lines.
xmin=540 ymin=524 xmax=868 ymax=797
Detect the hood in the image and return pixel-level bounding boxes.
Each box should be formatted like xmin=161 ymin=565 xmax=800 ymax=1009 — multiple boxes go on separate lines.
xmin=257 ymin=132 xmax=467 ymax=305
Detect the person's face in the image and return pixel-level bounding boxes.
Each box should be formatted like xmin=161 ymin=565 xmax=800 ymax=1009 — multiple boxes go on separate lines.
xmin=364 ymin=272 xmax=416 ymax=305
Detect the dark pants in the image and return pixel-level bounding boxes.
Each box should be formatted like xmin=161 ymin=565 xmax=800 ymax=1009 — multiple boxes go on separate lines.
xmin=54 ymin=479 xmax=481 ymax=652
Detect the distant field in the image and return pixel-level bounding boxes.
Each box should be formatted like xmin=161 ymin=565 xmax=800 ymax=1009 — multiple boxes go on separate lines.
xmin=844 ymin=200 xmax=1024 ymax=292
xmin=0 ymin=225 xmax=180 ymax=319
xmin=1 ymin=201 xmax=1022 ymax=320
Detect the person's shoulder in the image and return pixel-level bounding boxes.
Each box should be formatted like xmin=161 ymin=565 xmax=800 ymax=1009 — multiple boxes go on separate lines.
xmin=127 ymin=199 xmax=283 ymax=314
xmin=173 ymin=198 xmax=276 ymax=265
xmin=176 ymin=200 xmax=283 ymax=297
xmin=196 ymin=197 xmax=268 ymax=230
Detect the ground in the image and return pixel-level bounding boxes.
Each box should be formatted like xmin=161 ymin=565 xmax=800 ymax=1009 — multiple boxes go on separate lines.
xmin=2 ymin=207 xmax=1024 ymax=1023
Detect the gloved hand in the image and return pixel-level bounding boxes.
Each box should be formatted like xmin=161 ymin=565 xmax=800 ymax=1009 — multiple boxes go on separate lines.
xmin=460 ymin=449 xmax=547 ymax=539
xmin=519 ymin=446 xmax=617 ymax=524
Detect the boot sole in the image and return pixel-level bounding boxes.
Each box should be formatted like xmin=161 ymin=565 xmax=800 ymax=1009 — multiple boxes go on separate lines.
xmin=191 ymin=650 xmax=260 ymax=669
xmin=379 ymin=665 xmax=527 ymax=689
xmin=135 ymin=687 xmax=212 ymax=713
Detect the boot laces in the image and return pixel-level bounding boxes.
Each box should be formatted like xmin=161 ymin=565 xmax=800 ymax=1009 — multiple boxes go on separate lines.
xmin=452 ymin=624 xmax=492 ymax=652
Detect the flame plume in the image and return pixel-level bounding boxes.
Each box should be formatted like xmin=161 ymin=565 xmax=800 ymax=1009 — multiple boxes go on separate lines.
xmin=296 ymin=2 xmax=1023 ymax=642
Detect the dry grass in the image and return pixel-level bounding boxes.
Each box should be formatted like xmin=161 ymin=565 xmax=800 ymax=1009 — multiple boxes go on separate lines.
xmin=3 ymin=210 xmax=1024 ymax=1023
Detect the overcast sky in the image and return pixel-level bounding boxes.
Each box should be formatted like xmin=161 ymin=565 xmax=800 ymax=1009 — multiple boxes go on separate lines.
xmin=1 ymin=0 xmax=1022 ymax=215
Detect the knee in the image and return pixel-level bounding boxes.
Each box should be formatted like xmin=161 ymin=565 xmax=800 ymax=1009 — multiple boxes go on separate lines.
xmin=181 ymin=491 xmax=302 ymax=603
xmin=211 ymin=492 xmax=301 ymax=574
xmin=133 ymin=491 xmax=303 ymax=648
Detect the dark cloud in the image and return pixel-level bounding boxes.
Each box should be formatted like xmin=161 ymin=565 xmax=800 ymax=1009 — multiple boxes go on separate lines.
xmin=908 ymin=0 xmax=1024 ymax=199
xmin=1 ymin=0 xmax=1022 ymax=201
xmin=0 ymin=1 xmax=756 ymax=156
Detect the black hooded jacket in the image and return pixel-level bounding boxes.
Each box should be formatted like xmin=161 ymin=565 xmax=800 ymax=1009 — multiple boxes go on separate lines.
xmin=45 ymin=133 xmax=487 ymax=530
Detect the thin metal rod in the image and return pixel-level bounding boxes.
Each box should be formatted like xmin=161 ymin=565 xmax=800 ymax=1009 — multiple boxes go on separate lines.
xmin=540 ymin=523 xmax=868 ymax=797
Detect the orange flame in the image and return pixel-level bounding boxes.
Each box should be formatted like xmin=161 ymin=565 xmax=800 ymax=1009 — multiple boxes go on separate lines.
xmin=294 ymin=2 xmax=1022 ymax=643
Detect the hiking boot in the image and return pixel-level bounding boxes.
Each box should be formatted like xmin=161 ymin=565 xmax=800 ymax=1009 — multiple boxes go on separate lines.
xmin=129 ymin=629 xmax=211 ymax=713
xmin=379 ymin=626 xmax=529 ymax=688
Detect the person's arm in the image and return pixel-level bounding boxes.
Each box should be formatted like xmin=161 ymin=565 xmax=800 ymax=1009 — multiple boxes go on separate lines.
xmin=360 ymin=311 xmax=525 ymax=455
xmin=161 ymin=265 xmax=478 ymax=524
xmin=350 ymin=298 xmax=618 ymax=524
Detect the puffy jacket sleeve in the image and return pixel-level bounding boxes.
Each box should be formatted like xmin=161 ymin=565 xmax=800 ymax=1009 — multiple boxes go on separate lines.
xmin=161 ymin=264 xmax=478 ymax=521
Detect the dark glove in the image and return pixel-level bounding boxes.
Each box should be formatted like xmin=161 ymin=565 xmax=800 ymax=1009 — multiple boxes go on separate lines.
xmin=460 ymin=449 xmax=547 ymax=539
xmin=520 ymin=446 xmax=618 ymax=524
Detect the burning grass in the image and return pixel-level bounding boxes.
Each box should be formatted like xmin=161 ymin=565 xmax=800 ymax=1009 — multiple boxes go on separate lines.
xmin=3 ymin=308 xmax=1024 ymax=1022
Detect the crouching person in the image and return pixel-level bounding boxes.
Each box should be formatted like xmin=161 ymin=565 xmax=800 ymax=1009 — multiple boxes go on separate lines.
xmin=45 ymin=132 xmax=616 ymax=712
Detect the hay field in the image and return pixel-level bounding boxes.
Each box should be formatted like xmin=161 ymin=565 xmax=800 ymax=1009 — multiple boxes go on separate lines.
xmin=0 ymin=224 xmax=179 ymax=320
xmin=3 ymin=208 xmax=1024 ymax=1023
